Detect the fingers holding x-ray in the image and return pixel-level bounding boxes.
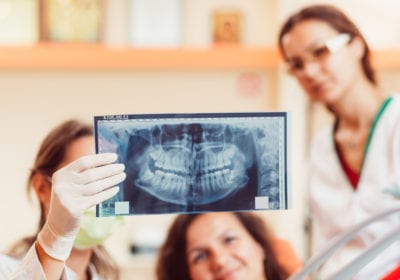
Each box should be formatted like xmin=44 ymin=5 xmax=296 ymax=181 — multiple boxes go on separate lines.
xmin=81 ymin=170 xmax=126 ymax=197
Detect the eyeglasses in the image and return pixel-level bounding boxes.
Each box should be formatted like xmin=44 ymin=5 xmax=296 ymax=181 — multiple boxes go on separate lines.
xmin=285 ymin=33 xmax=352 ymax=76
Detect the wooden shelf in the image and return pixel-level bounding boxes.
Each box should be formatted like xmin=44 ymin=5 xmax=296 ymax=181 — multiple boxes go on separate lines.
xmin=371 ymin=47 xmax=400 ymax=70
xmin=0 ymin=43 xmax=399 ymax=70
xmin=0 ymin=43 xmax=279 ymax=70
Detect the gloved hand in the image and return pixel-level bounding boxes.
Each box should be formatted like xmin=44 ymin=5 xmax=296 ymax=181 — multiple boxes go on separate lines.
xmin=37 ymin=153 xmax=126 ymax=261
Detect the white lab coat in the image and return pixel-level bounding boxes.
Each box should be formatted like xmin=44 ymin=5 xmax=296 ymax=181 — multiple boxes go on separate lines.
xmin=308 ymin=95 xmax=400 ymax=279
xmin=0 ymin=243 xmax=101 ymax=280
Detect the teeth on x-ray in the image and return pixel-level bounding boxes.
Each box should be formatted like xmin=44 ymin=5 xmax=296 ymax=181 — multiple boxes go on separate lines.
xmin=135 ymin=124 xmax=251 ymax=205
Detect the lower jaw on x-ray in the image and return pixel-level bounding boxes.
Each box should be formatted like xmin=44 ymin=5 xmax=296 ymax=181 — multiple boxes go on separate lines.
xmin=95 ymin=113 xmax=287 ymax=216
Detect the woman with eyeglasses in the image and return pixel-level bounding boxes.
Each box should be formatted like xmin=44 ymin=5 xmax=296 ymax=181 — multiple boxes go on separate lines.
xmin=278 ymin=4 xmax=400 ymax=279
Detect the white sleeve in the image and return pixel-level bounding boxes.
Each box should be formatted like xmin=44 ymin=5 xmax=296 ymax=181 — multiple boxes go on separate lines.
xmin=0 ymin=244 xmax=70 ymax=280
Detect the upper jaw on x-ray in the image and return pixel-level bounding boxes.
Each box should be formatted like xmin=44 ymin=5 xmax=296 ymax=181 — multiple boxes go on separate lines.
xmin=96 ymin=113 xmax=287 ymax=215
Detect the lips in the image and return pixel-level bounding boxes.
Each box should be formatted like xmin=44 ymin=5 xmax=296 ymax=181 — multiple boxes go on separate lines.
xmin=309 ymin=80 xmax=326 ymax=93
xmin=214 ymin=266 xmax=241 ymax=280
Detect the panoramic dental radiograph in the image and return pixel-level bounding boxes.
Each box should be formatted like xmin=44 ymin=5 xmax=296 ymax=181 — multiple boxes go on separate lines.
xmin=95 ymin=113 xmax=287 ymax=216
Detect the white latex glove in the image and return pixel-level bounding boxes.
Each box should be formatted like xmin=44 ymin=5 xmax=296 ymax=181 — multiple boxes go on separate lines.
xmin=37 ymin=153 xmax=126 ymax=261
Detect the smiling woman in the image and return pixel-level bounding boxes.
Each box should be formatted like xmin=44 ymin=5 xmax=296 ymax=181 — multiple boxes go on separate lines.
xmin=186 ymin=213 xmax=267 ymax=280
xmin=156 ymin=212 xmax=302 ymax=280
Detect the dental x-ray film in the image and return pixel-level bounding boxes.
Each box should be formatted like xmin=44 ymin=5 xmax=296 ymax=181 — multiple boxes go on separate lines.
xmin=94 ymin=112 xmax=289 ymax=216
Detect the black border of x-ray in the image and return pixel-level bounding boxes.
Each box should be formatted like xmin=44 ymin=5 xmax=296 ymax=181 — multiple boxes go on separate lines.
xmin=94 ymin=111 xmax=288 ymax=215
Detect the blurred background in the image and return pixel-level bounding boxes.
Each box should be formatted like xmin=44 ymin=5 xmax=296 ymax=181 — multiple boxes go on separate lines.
xmin=1 ymin=0 xmax=400 ymax=279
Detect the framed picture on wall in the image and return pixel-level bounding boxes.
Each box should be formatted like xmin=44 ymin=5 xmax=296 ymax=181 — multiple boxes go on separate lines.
xmin=0 ymin=0 xmax=38 ymax=45
xmin=212 ymin=9 xmax=242 ymax=44
xmin=94 ymin=112 xmax=289 ymax=217
xmin=40 ymin=0 xmax=101 ymax=42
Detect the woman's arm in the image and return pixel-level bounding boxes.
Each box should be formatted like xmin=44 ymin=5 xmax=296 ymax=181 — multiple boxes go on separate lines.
xmin=6 ymin=153 xmax=125 ymax=280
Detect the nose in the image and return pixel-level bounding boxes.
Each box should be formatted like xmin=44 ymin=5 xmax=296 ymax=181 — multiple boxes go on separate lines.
xmin=210 ymin=248 xmax=229 ymax=272
xmin=299 ymin=60 xmax=321 ymax=78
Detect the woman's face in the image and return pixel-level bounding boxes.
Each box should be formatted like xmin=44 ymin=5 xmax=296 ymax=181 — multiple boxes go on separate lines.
xmin=281 ymin=19 xmax=363 ymax=106
xmin=186 ymin=213 xmax=266 ymax=280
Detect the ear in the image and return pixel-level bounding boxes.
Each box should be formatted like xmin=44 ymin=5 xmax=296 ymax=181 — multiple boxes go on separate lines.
xmin=32 ymin=172 xmax=51 ymax=205
xmin=349 ymin=36 xmax=365 ymax=60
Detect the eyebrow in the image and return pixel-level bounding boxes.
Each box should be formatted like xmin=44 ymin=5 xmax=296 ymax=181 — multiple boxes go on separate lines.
xmin=301 ymin=38 xmax=330 ymax=55
xmin=186 ymin=229 xmax=235 ymax=255
xmin=284 ymin=40 xmax=320 ymax=61
xmin=286 ymin=40 xmax=335 ymax=63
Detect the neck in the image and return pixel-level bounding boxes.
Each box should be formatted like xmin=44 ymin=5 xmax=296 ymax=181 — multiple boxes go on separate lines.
xmin=330 ymin=82 xmax=383 ymax=129
xmin=66 ymin=248 xmax=93 ymax=279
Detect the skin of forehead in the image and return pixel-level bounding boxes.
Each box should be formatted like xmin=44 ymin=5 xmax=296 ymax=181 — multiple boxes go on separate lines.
xmin=186 ymin=213 xmax=251 ymax=252
xmin=58 ymin=136 xmax=94 ymax=169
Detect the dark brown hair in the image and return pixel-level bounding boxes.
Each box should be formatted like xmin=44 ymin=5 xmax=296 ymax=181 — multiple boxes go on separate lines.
xmin=278 ymin=4 xmax=377 ymax=85
xmin=156 ymin=212 xmax=289 ymax=280
xmin=7 ymin=119 xmax=119 ymax=279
